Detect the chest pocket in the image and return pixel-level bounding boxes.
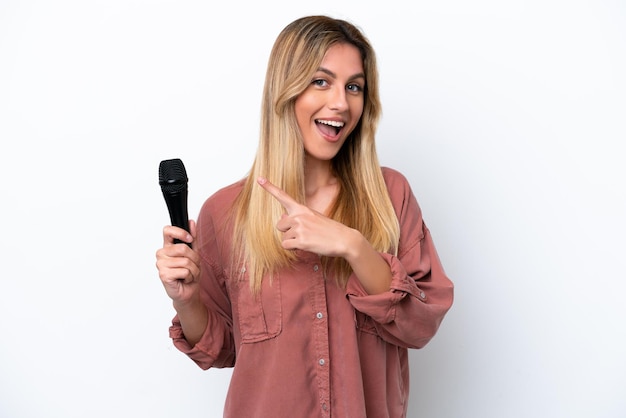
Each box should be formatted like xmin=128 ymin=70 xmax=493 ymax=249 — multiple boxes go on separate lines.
xmin=233 ymin=270 xmax=283 ymax=344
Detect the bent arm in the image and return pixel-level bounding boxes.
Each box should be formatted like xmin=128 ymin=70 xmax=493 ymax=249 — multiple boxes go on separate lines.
xmin=347 ymin=227 xmax=454 ymax=348
xmin=172 ymin=296 xmax=208 ymax=347
xmin=169 ymin=255 xmax=236 ymax=370
xmin=344 ymin=229 xmax=393 ymax=295
xmin=346 ymin=168 xmax=454 ymax=348
xmin=169 ymin=199 xmax=237 ymax=370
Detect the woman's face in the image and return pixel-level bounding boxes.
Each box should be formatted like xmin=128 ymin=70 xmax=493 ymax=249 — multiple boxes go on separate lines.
xmin=294 ymin=42 xmax=365 ymax=164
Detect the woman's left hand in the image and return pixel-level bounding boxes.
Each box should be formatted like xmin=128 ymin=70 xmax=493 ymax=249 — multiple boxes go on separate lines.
xmin=257 ymin=176 xmax=359 ymax=258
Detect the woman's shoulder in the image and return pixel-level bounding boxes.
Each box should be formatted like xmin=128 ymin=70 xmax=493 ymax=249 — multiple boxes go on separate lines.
xmin=211 ymin=178 xmax=246 ymax=200
xmin=380 ymin=167 xmax=424 ymax=230
xmin=381 ymin=166 xmax=411 ymax=193
xmin=199 ymin=178 xmax=246 ymax=216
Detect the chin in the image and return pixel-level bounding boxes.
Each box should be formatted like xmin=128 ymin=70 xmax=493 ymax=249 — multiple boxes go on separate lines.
xmin=305 ymin=150 xmax=340 ymax=163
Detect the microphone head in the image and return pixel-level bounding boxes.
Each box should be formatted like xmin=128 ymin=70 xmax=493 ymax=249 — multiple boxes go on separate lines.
xmin=159 ymin=158 xmax=188 ymax=194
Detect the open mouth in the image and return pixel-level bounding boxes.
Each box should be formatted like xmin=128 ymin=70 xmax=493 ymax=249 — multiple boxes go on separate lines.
xmin=316 ymin=119 xmax=345 ymax=137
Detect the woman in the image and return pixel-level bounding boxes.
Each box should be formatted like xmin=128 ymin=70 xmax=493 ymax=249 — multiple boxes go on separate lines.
xmin=156 ymin=15 xmax=454 ymax=418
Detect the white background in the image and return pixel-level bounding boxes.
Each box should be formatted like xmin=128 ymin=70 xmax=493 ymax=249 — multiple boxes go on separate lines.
xmin=1 ymin=0 xmax=625 ymax=417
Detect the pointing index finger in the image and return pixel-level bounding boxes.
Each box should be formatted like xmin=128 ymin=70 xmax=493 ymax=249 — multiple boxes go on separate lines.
xmin=257 ymin=176 xmax=299 ymax=214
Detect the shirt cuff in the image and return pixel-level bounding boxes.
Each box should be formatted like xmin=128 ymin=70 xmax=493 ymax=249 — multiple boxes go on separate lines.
xmin=169 ymin=317 xmax=221 ymax=369
xmin=345 ymin=253 xmax=425 ymax=324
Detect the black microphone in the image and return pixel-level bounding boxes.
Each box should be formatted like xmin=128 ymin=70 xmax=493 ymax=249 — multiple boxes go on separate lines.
xmin=159 ymin=158 xmax=190 ymax=246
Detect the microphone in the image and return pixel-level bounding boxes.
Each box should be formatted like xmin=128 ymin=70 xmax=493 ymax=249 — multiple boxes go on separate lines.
xmin=159 ymin=158 xmax=190 ymax=246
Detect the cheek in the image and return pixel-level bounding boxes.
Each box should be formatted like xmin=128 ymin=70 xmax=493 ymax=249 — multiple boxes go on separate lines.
xmin=350 ymin=94 xmax=364 ymax=114
xmin=350 ymin=100 xmax=364 ymax=127
xmin=294 ymin=97 xmax=313 ymax=127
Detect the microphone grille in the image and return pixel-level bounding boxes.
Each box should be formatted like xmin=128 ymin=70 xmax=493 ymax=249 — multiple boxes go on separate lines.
xmin=159 ymin=158 xmax=188 ymax=193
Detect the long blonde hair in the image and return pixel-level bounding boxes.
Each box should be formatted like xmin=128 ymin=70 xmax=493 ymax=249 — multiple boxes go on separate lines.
xmin=232 ymin=15 xmax=400 ymax=292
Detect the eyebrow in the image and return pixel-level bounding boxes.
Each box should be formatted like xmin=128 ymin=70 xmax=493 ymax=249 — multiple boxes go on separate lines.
xmin=317 ymin=67 xmax=366 ymax=82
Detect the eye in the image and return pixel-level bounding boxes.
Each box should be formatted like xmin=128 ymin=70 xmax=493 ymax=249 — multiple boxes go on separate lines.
xmin=347 ymin=83 xmax=363 ymax=93
xmin=312 ymin=79 xmax=329 ymax=87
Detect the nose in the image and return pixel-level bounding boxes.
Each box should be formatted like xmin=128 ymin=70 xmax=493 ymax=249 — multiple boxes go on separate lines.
xmin=328 ymin=86 xmax=349 ymax=112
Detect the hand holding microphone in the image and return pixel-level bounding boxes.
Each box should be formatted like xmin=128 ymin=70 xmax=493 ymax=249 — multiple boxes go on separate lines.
xmin=156 ymin=158 xmax=201 ymax=304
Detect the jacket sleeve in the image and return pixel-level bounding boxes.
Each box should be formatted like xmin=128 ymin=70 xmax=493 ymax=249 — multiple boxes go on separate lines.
xmin=346 ymin=169 xmax=454 ymax=348
xmin=169 ymin=199 xmax=236 ymax=370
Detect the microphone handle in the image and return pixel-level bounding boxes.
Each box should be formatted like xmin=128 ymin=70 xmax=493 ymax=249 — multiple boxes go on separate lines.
xmin=162 ymin=190 xmax=191 ymax=247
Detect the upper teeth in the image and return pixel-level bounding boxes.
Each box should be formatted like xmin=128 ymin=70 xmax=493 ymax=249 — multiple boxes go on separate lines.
xmin=317 ymin=120 xmax=344 ymax=128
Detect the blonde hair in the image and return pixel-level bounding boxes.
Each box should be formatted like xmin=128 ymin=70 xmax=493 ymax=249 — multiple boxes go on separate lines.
xmin=232 ymin=15 xmax=400 ymax=292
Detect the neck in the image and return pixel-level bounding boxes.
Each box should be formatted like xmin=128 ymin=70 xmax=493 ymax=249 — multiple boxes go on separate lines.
xmin=303 ymin=158 xmax=338 ymax=213
xmin=304 ymin=157 xmax=335 ymax=189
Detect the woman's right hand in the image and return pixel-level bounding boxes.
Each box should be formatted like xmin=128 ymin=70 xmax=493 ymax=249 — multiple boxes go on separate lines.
xmin=155 ymin=220 xmax=201 ymax=305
